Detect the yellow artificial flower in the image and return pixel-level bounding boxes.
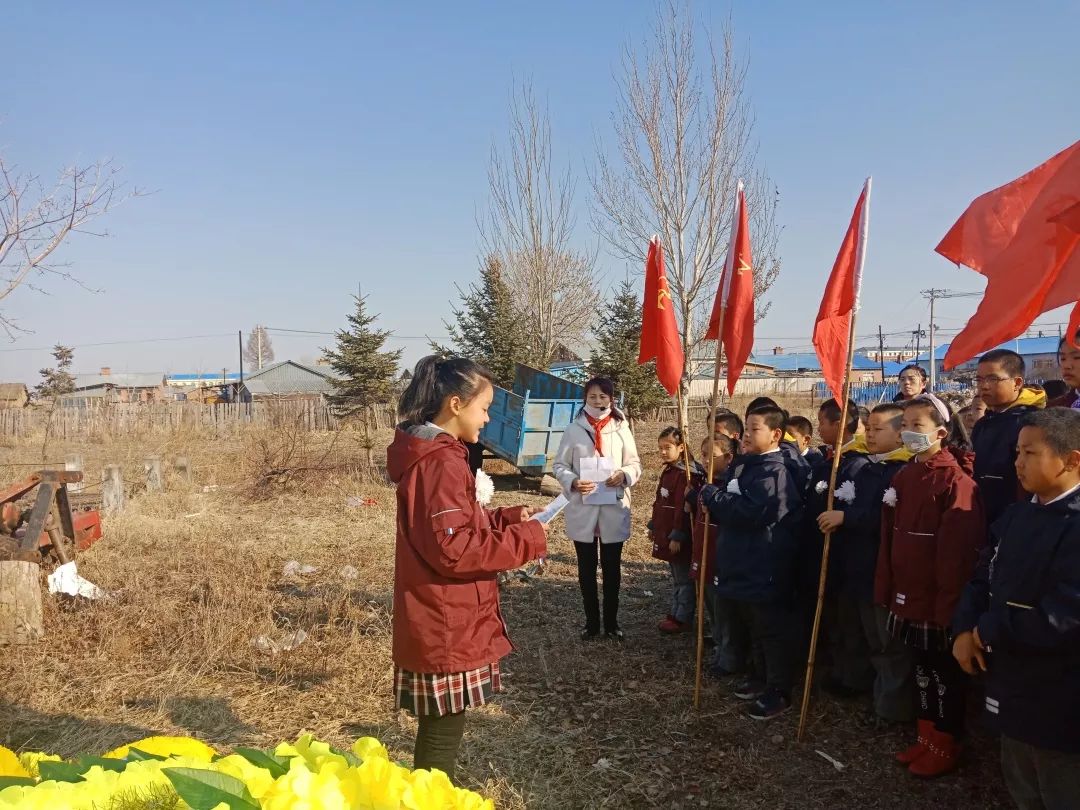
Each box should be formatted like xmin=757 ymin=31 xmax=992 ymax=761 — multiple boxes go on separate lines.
xmin=16 ymin=752 xmax=61 ymax=779
xmin=402 ymin=768 xmax=459 ymax=810
xmin=347 ymin=756 xmax=410 ymax=810
xmin=261 ymin=761 xmax=353 ymax=810
xmin=274 ymin=734 xmax=350 ymax=772
xmin=351 ymin=737 xmax=389 ymax=763
xmin=104 ymin=735 xmax=216 ymax=762
xmin=0 ymin=746 xmax=29 ymax=779
xmin=213 ymin=753 xmax=277 ymax=799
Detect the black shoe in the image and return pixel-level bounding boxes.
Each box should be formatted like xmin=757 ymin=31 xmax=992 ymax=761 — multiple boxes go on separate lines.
xmin=581 ymin=625 xmax=601 ymax=641
xmin=748 ymin=689 xmax=791 ymax=721
xmin=604 ymin=628 xmax=625 ymax=642
xmin=731 ymin=677 xmax=765 ymax=701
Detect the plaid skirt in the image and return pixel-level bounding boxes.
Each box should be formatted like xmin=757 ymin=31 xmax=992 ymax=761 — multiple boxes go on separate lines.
xmin=394 ymin=662 xmax=502 ymax=717
xmin=886 ymin=612 xmax=951 ymax=652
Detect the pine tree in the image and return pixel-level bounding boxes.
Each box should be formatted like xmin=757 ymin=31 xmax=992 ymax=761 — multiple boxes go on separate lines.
xmin=34 ymin=345 xmax=76 ymax=400
xmin=588 ymin=280 xmax=669 ymax=422
xmin=243 ymin=325 xmax=275 ymax=370
xmin=435 ymin=255 xmax=531 ymax=388
xmin=324 ymin=296 xmax=402 ymax=466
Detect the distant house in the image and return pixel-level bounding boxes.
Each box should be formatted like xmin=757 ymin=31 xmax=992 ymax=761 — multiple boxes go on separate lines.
xmin=62 ymin=368 xmax=167 ymax=407
xmin=0 ymin=383 xmax=29 ymax=409
xmin=239 ymin=360 xmax=341 ymax=402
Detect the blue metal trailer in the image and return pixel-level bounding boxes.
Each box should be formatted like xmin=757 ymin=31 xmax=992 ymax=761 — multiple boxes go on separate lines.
xmin=479 ymin=364 xmax=584 ymax=476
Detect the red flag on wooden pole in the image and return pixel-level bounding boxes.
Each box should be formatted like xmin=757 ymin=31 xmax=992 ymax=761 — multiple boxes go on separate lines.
xmin=935 ymin=140 xmax=1080 ymax=367
xmin=813 ymin=179 xmax=871 ymax=402
xmin=706 ymin=183 xmax=754 ymax=395
xmin=638 ymin=237 xmax=685 ymax=396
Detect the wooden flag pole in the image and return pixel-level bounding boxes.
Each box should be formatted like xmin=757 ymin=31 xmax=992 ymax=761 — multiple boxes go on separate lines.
xmin=675 ymin=388 xmax=693 ymax=484
xmin=796 ymin=311 xmax=860 ymax=742
xmin=693 ymin=306 xmax=726 ymax=710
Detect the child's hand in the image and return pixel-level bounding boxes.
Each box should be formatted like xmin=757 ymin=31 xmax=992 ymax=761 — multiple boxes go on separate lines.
xmin=952 ymin=630 xmax=987 ymax=675
xmin=668 ymin=540 xmax=682 ymax=555
xmin=518 ymin=506 xmax=544 ymax=522
xmin=573 ymin=479 xmax=597 ymax=495
xmin=817 ymin=510 xmax=844 ymax=532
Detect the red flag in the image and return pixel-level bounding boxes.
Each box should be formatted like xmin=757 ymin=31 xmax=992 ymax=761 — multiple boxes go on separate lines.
xmin=638 ymin=237 xmax=684 ymax=396
xmin=813 ymin=179 xmax=871 ymax=402
xmin=706 ymin=184 xmax=755 ymax=394
xmin=936 ymin=140 xmax=1080 ymax=368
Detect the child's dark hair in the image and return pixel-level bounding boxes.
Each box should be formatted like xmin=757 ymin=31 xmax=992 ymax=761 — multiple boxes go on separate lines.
xmin=904 ymin=395 xmax=971 ymax=451
xmin=745 ymin=396 xmax=779 ymax=417
xmin=581 ymin=376 xmax=626 ymax=421
xmin=1042 ymin=379 xmax=1069 ymax=400
xmin=702 ymin=433 xmax=737 ymax=456
xmin=871 ymin=402 xmax=904 ymax=430
xmin=979 ymin=348 xmax=1025 ymax=378
xmin=747 ymin=404 xmax=787 ymax=433
xmin=1021 ymin=408 xmax=1080 ymax=456
xmin=819 ymin=398 xmax=860 ymax=435
xmin=786 ymin=415 xmax=814 ymax=439
xmin=710 ymin=409 xmax=744 ymax=439
xmin=398 ymin=355 xmax=494 ymax=426
xmin=898 ymin=364 xmax=928 ymax=382
xmin=658 ymin=426 xmax=685 ymax=445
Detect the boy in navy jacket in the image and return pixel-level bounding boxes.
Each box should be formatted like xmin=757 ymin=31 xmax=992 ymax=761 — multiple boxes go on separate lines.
xmin=700 ymin=405 xmax=804 ymax=720
xmin=953 ymin=408 xmax=1080 ymax=808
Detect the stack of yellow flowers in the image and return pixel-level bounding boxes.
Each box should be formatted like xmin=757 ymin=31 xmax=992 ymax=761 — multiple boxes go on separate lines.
xmin=0 ymin=733 xmax=493 ymax=809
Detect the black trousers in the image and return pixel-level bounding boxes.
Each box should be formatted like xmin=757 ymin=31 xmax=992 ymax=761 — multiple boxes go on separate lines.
xmin=414 ymin=710 xmax=467 ymax=785
xmin=726 ymin=599 xmax=796 ymax=696
xmin=914 ymin=647 xmax=967 ymax=735
xmin=1001 ymin=735 xmax=1080 ymax=810
xmin=574 ymin=539 xmax=624 ymax=633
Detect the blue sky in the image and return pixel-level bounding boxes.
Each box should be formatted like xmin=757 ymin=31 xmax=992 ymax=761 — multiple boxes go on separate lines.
xmin=3 ymin=1 xmax=1079 ymax=383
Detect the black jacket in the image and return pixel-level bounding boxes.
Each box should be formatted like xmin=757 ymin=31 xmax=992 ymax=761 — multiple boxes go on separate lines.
xmin=952 ymin=489 xmax=1080 ymax=753
xmin=970 ymin=390 xmax=1045 ymax=528
xmin=835 ymin=457 xmax=907 ymax=601
xmin=780 ymin=439 xmax=812 ymax=499
xmin=701 ymin=450 xmax=804 ymax=604
xmin=804 ymin=446 xmax=826 ymax=478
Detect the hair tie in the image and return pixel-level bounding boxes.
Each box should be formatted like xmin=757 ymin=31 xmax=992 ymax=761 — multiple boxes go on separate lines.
xmin=913 ymin=393 xmax=951 ymax=423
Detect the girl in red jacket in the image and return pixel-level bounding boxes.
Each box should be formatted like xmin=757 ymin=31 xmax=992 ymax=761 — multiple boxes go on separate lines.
xmin=650 ymin=426 xmax=694 ymax=633
xmin=874 ymin=393 xmax=984 ymax=778
xmin=387 ymin=356 xmax=548 ymax=784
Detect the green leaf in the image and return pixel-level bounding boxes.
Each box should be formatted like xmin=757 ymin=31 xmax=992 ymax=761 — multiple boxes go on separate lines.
xmin=37 ymin=760 xmax=85 ymax=783
xmin=0 ymin=776 xmax=36 ymax=789
xmin=328 ymin=744 xmax=360 ymax=766
xmin=232 ymin=747 xmax=288 ymax=777
xmin=126 ymin=747 xmax=168 ymax=762
xmin=75 ymin=756 xmax=129 ymax=774
xmin=163 ymin=767 xmax=259 ymax=810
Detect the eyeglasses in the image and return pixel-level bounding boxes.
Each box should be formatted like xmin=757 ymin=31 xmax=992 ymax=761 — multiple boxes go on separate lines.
xmin=974 ymin=375 xmax=1011 ymax=385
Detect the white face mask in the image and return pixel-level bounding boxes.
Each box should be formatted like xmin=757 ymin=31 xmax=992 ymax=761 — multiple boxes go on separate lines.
xmin=584 ymin=404 xmax=612 ymax=420
xmin=901 ymin=430 xmax=940 ymax=455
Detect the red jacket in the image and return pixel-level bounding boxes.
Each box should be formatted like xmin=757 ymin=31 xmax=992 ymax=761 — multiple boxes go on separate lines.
xmin=387 ymin=425 xmax=546 ymax=673
xmin=650 ymin=462 xmax=692 ymax=562
xmin=874 ymin=447 xmax=985 ymax=627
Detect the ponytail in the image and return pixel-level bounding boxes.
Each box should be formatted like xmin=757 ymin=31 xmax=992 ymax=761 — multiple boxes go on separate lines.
xmin=398 ymin=355 xmax=494 ymax=427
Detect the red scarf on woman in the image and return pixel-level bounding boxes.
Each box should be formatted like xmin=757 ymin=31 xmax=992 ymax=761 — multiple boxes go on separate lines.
xmin=583 ymin=411 xmax=613 ymax=455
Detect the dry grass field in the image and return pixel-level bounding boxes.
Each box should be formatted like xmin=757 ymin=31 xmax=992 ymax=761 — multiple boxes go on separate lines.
xmin=0 ymin=415 xmax=1010 ymax=808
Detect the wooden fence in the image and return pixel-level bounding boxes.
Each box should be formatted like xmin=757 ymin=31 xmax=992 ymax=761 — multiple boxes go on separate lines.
xmin=0 ymin=400 xmax=399 ymax=439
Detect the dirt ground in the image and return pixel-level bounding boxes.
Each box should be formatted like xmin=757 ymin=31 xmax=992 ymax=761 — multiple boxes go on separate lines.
xmin=0 ymin=420 xmax=1011 ymax=808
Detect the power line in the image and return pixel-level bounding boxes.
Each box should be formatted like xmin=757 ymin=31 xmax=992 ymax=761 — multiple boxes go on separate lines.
xmin=0 ymin=332 xmax=237 ymax=353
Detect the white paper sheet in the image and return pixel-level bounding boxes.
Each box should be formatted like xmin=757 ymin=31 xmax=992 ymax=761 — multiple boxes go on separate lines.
xmin=578 ymin=457 xmax=618 ymax=505
xmin=533 ymin=494 xmax=569 ymax=524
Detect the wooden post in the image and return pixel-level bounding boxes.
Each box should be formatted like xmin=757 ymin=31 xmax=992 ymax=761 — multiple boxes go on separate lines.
xmin=102 ymin=465 xmax=125 ymax=515
xmin=174 ymin=456 xmax=192 ymax=484
xmin=0 ymin=561 xmax=44 ymax=644
xmin=144 ymin=457 xmax=163 ymax=492
xmin=65 ymin=454 xmax=84 ymax=493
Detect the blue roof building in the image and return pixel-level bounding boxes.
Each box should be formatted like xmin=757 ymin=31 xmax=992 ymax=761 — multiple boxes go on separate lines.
xmin=910 ymin=336 xmax=1061 ymax=378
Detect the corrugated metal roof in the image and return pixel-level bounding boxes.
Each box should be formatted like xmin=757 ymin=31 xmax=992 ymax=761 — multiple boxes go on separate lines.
xmin=759 ymin=352 xmax=880 ymax=373
xmin=911 ymin=336 xmax=1062 ymax=362
xmin=242 ymin=360 xmax=339 ymax=395
xmin=74 ymin=372 xmax=165 ymax=390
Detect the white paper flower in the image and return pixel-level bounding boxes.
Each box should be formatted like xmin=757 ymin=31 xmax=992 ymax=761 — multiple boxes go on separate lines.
xmin=475 ymin=469 xmax=495 ymax=505
xmin=815 ymin=480 xmax=828 ymax=495
xmin=726 ymin=478 xmax=741 ymax=495
xmin=660 ymin=487 xmax=670 ymax=498
xmin=882 ymin=487 xmax=898 ymax=507
xmin=834 ymin=480 xmax=857 ymax=504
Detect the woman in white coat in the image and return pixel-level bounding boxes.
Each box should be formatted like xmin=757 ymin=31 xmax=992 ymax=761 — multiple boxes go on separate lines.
xmin=553 ymin=377 xmax=642 ymax=640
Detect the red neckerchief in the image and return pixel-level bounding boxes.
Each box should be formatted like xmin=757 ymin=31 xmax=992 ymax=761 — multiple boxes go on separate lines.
xmin=584 ymin=411 xmax=613 ymax=455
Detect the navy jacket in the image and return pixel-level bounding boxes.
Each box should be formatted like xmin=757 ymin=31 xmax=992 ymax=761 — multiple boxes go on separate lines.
xmin=970 ymin=389 xmax=1045 ymax=528
xmin=803 ymin=447 xmax=825 ymax=478
xmin=701 ymin=450 xmax=804 ymax=604
xmin=779 ymin=439 xmax=812 ymax=499
xmin=800 ymin=443 xmax=871 ymax=593
xmin=953 ymin=489 xmax=1080 ymax=753
xmin=835 ymin=456 xmax=908 ymax=601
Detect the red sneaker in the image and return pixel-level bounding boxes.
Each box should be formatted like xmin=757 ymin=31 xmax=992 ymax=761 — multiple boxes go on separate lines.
xmin=908 ymin=729 xmax=961 ymax=779
xmin=658 ymin=617 xmax=688 ymax=633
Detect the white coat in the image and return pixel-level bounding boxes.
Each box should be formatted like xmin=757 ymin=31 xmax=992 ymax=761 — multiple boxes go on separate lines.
xmin=553 ymin=412 xmax=642 ymax=544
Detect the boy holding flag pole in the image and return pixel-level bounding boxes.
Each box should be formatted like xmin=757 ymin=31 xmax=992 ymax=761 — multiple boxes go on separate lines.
xmin=692 ymin=181 xmax=755 ymax=708
xmin=797 ymin=178 xmax=872 ymax=742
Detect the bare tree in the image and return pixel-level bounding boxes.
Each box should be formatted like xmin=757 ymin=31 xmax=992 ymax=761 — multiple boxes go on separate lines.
xmin=0 ymin=157 xmax=131 ymax=335
xmin=244 ymin=325 xmax=275 ymax=370
xmin=483 ymin=82 xmax=600 ymax=369
xmin=591 ymin=3 xmax=782 ymax=411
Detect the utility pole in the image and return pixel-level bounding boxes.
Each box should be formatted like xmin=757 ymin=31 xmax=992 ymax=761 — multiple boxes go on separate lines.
xmin=920 ymin=289 xmax=981 ymax=391
xmin=878 ymin=325 xmax=886 ymax=380
xmin=915 ymin=323 xmax=922 ymax=361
